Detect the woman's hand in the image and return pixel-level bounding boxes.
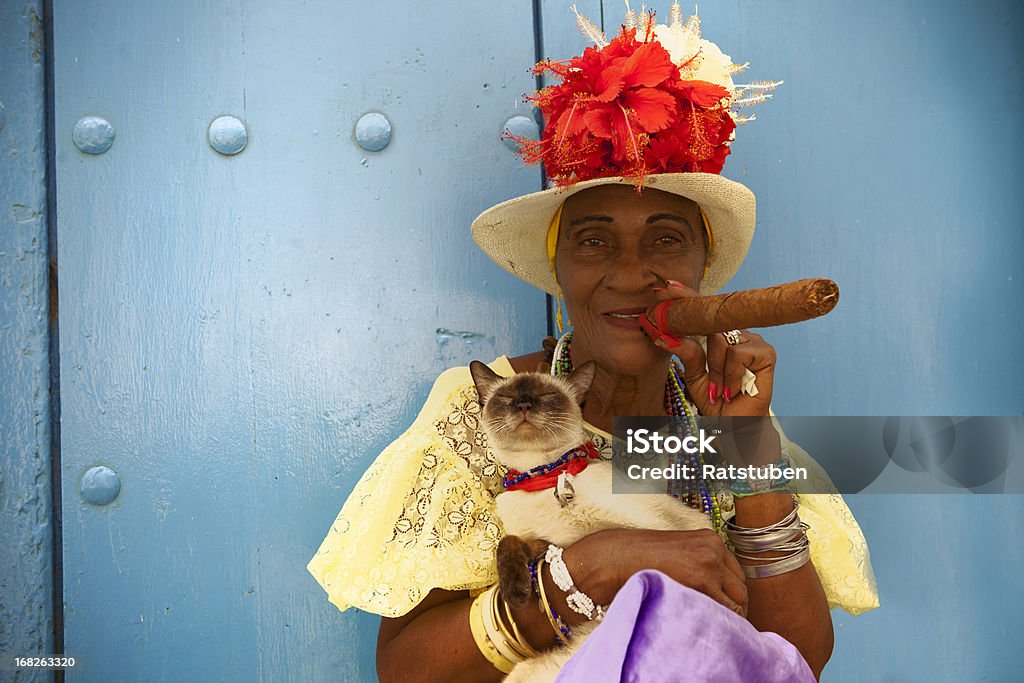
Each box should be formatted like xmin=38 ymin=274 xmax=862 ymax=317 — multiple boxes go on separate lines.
xmin=563 ymin=527 xmax=748 ymax=617
xmin=649 ymin=280 xmax=775 ymax=417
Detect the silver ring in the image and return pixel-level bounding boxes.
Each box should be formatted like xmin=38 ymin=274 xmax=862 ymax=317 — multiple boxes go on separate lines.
xmin=724 ymin=329 xmax=742 ymax=346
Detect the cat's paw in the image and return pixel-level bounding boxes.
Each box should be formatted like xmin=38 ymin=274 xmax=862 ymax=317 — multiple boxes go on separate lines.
xmin=500 ymin=568 xmax=534 ymax=609
xmin=497 ymin=536 xmax=534 ymax=608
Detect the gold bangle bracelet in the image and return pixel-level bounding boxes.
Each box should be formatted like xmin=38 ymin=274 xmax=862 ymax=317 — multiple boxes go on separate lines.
xmin=493 ymin=586 xmax=541 ymax=658
xmin=469 ymin=587 xmax=516 ymax=674
xmin=489 ymin=585 xmax=530 ymax=660
xmin=480 ymin=585 xmax=526 ymax=668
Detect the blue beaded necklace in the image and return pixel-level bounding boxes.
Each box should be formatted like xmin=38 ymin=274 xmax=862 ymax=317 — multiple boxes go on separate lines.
xmin=501 ymin=442 xmax=600 ymax=490
xmin=550 ymin=331 xmax=722 ymax=531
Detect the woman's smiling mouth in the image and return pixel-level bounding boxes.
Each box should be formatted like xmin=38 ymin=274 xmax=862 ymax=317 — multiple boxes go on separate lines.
xmin=603 ymin=307 xmax=647 ymax=329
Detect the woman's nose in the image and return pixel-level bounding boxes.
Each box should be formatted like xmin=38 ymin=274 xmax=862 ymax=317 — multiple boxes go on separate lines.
xmin=605 ymin=248 xmax=657 ymax=291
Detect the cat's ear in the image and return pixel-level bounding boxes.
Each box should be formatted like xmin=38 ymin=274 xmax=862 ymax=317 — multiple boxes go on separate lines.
xmin=565 ymin=361 xmax=597 ymax=404
xmin=469 ymin=360 xmax=502 ymax=405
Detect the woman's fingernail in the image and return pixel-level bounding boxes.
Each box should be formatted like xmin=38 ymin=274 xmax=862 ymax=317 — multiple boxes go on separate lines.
xmin=723 ymin=386 xmax=732 ymax=403
xmin=652 ymin=287 xmax=665 ymax=292
xmin=666 ymin=279 xmax=684 ymax=288
xmin=708 ymin=383 xmax=717 ymax=405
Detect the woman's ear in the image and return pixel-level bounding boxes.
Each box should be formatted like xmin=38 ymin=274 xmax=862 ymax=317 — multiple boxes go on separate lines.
xmin=469 ymin=360 xmax=502 ymax=405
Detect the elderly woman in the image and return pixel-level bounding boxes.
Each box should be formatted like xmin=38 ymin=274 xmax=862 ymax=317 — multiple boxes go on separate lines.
xmin=309 ymin=6 xmax=876 ymax=682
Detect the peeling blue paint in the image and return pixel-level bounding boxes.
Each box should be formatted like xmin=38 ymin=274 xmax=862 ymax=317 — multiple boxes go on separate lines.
xmin=0 ymin=0 xmax=54 ymax=670
xmin=10 ymin=203 xmax=41 ymax=223
xmin=434 ymin=327 xmax=490 ymax=344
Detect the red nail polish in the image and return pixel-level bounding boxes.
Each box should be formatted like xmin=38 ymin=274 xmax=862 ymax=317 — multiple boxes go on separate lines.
xmin=661 ymin=333 xmax=681 ymax=347
xmin=667 ymin=279 xmax=683 ymax=288
xmin=723 ymin=386 xmax=732 ymax=403
xmin=708 ymin=383 xmax=717 ymax=405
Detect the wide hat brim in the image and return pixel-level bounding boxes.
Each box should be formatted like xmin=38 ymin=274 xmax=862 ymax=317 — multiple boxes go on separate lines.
xmin=471 ymin=173 xmax=755 ymax=296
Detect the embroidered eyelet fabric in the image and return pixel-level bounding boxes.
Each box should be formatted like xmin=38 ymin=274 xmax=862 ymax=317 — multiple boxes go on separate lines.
xmin=307 ymin=356 xmax=879 ymax=618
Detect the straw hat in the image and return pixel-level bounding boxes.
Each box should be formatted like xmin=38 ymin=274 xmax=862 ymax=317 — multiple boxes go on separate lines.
xmin=471 ymin=3 xmax=779 ymax=296
xmin=472 ymin=172 xmax=754 ymax=296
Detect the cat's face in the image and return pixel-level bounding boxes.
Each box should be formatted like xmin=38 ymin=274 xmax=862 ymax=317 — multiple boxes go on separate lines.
xmin=469 ymin=361 xmax=596 ymax=462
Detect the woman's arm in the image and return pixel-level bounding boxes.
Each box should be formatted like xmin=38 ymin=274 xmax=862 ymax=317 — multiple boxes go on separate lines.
xmin=377 ymin=589 xmax=501 ymax=683
xmin=722 ymin=420 xmax=833 ymax=679
xmin=376 ymin=575 xmax=569 ymax=681
xmin=376 ymin=571 xmax=575 ymax=682
xmin=650 ymin=281 xmax=835 ymax=678
xmin=377 ymin=527 xmax=748 ymax=682
xmin=734 ymin=492 xmax=834 ymax=680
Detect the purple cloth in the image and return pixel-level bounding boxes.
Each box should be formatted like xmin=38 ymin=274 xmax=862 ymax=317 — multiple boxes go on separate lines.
xmin=555 ymin=570 xmax=816 ymax=683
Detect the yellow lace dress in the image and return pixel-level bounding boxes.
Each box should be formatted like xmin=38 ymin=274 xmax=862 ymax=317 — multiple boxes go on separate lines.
xmin=307 ymin=356 xmax=879 ymax=619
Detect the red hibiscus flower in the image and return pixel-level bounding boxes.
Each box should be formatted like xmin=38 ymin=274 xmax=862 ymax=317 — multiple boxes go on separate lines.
xmin=511 ymin=26 xmax=736 ymax=186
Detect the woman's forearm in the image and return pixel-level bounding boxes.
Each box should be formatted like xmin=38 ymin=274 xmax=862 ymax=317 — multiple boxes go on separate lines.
xmin=377 ymin=578 xmax=570 ymax=683
xmin=733 ymin=492 xmax=834 ymax=680
xmin=377 ymin=592 xmax=501 ymax=683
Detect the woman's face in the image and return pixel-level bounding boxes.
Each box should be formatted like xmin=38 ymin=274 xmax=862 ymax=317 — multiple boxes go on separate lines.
xmin=555 ymin=184 xmax=707 ymax=376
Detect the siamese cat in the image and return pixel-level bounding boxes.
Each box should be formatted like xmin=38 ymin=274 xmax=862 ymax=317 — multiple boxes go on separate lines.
xmin=470 ymin=360 xmax=711 ymax=682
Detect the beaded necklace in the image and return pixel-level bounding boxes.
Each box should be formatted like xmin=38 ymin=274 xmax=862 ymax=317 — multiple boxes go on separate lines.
xmin=502 ymin=442 xmax=601 ymax=491
xmin=550 ymin=331 xmax=723 ymax=531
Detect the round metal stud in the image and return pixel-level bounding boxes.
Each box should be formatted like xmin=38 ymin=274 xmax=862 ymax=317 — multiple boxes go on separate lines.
xmin=502 ymin=115 xmax=539 ymax=151
xmin=354 ymin=112 xmax=392 ymax=152
xmin=80 ymin=465 xmax=121 ymax=506
xmin=72 ymin=116 xmax=115 ymax=155
xmin=207 ymin=115 xmax=248 ymax=156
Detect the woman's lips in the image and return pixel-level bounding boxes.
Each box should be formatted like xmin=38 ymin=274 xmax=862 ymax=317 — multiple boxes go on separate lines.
xmin=603 ymin=307 xmax=647 ymax=331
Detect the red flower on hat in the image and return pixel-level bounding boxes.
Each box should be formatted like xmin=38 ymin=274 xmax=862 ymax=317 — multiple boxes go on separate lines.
xmin=514 ymin=26 xmax=737 ymax=187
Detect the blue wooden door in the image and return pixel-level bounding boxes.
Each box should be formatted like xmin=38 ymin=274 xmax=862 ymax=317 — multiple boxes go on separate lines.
xmin=51 ymin=1 xmax=591 ymax=679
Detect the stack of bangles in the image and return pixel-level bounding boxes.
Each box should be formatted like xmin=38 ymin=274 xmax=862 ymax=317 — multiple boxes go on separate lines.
xmin=469 ymin=583 xmax=540 ymax=673
xmin=469 ymin=544 xmax=606 ymax=672
xmin=724 ymin=503 xmax=811 ymax=578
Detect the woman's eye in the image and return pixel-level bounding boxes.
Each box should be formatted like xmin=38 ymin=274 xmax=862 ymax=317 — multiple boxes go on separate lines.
xmin=581 ymin=237 xmax=604 ymax=247
xmin=656 ymin=235 xmax=681 ymax=245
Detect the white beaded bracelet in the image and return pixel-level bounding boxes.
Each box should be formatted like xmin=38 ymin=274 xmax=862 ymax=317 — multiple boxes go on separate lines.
xmin=544 ymin=545 xmax=606 ymax=621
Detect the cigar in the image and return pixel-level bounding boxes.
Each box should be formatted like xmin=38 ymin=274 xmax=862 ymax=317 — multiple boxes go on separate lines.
xmin=642 ymin=278 xmax=839 ymax=337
